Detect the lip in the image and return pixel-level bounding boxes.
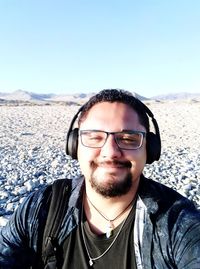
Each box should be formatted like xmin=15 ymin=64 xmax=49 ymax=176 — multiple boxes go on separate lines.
xmin=96 ymin=161 xmax=131 ymax=170
xmin=98 ymin=163 xmax=126 ymax=169
xmin=91 ymin=160 xmax=132 ymax=174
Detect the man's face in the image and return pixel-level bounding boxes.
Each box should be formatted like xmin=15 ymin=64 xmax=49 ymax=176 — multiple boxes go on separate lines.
xmin=77 ymin=102 xmax=147 ymax=197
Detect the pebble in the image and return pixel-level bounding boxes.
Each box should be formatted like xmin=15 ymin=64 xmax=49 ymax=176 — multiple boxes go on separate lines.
xmin=0 ymin=101 xmax=200 ymax=227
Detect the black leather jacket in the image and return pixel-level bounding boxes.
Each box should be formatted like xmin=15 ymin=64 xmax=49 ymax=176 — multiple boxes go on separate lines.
xmin=0 ymin=176 xmax=200 ymax=268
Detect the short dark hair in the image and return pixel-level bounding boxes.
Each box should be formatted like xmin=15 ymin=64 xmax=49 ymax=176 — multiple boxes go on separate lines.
xmin=78 ymin=89 xmax=150 ymax=132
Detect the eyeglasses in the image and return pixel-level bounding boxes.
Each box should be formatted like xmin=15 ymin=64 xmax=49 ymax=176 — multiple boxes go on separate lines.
xmin=79 ymin=130 xmax=146 ymax=150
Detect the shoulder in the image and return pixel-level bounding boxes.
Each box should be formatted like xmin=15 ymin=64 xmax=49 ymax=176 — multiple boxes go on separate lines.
xmin=23 ymin=177 xmax=83 ymax=218
xmin=0 ymin=177 xmax=83 ymax=267
xmin=0 ymin=184 xmax=51 ymax=266
xmin=19 ymin=183 xmax=52 ymax=217
xmin=138 ymin=177 xmax=200 ymax=267
xmin=138 ymin=175 xmax=199 ymax=217
xmin=138 ymin=175 xmax=200 ymax=241
xmin=2 ymin=183 xmax=52 ymax=237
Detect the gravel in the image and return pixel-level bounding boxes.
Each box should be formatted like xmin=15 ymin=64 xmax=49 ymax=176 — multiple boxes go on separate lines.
xmin=0 ymin=100 xmax=200 ymax=226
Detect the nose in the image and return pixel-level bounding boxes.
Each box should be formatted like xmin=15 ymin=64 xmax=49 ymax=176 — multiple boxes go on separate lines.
xmin=100 ymin=133 xmax=122 ymax=158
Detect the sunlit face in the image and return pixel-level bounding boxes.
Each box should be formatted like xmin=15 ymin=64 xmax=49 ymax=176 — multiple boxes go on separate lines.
xmin=77 ymin=102 xmax=147 ymax=197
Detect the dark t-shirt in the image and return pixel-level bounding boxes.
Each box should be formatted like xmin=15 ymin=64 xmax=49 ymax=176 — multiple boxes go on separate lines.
xmin=62 ymin=204 xmax=137 ymax=268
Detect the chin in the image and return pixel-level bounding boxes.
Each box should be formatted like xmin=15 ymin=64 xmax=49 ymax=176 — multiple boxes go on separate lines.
xmin=89 ymin=173 xmax=133 ymax=198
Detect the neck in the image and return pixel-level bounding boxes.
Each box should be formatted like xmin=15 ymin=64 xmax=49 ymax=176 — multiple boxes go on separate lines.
xmin=85 ymin=179 xmax=139 ymax=214
xmin=83 ymin=186 xmax=138 ymax=235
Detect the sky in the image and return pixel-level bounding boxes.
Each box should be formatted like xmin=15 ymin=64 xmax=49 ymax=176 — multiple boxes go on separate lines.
xmin=0 ymin=0 xmax=199 ymax=98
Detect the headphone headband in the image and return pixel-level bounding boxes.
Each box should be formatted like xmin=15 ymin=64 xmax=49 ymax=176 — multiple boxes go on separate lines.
xmin=66 ymin=98 xmax=161 ymax=164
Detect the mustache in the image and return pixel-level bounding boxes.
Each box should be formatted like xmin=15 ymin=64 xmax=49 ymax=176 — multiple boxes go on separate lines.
xmin=91 ymin=160 xmax=132 ymax=169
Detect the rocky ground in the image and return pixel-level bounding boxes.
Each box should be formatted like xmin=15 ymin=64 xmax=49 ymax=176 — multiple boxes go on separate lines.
xmin=0 ymin=99 xmax=200 ymax=226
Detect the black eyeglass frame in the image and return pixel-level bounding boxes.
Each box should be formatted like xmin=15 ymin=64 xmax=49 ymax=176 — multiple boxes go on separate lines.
xmin=79 ymin=129 xmax=146 ymax=150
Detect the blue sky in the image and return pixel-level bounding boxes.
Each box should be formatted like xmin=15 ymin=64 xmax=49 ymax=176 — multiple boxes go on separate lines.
xmin=0 ymin=0 xmax=199 ymax=98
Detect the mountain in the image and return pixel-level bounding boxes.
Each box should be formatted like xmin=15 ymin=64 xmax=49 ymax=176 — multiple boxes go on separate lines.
xmin=50 ymin=92 xmax=96 ymax=103
xmin=0 ymin=89 xmax=148 ymax=103
xmin=151 ymin=92 xmax=200 ymax=100
xmin=0 ymin=90 xmax=199 ymax=103
xmin=0 ymin=89 xmax=56 ymax=101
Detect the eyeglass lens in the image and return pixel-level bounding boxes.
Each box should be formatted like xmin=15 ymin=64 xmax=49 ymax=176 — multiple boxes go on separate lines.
xmin=80 ymin=130 xmax=144 ymax=150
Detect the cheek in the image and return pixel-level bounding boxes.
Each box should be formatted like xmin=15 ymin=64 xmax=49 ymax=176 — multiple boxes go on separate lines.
xmin=77 ymin=144 xmax=88 ymax=176
xmin=77 ymin=144 xmax=99 ymax=178
xmin=77 ymin=143 xmax=97 ymax=164
xmin=77 ymin=143 xmax=85 ymax=164
xmin=128 ymin=147 xmax=147 ymax=169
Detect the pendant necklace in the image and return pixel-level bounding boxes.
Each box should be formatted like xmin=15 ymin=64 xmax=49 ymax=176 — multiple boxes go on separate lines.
xmin=86 ymin=194 xmax=134 ymax=238
xmin=81 ymin=203 xmax=131 ymax=267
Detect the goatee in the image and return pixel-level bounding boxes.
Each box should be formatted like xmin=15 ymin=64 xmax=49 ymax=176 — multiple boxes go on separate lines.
xmin=90 ymin=170 xmax=132 ymax=198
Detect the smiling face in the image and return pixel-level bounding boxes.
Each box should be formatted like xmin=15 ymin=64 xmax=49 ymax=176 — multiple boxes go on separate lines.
xmin=77 ymin=101 xmax=147 ymax=198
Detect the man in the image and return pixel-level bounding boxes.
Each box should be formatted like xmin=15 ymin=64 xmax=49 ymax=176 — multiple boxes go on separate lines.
xmin=0 ymin=89 xmax=200 ymax=268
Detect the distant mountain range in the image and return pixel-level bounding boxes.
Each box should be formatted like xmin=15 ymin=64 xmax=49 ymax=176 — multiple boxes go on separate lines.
xmin=0 ymin=89 xmax=199 ymax=104
xmin=151 ymin=92 xmax=200 ymax=100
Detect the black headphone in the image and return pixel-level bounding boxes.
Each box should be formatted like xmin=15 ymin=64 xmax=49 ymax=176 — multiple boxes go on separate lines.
xmin=66 ymin=100 xmax=161 ymax=164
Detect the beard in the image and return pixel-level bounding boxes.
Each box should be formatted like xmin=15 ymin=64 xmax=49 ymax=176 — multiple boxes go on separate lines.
xmin=89 ymin=160 xmax=133 ymax=198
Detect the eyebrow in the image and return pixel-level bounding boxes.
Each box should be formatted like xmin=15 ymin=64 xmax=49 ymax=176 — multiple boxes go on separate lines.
xmin=121 ymin=129 xmax=145 ymax=133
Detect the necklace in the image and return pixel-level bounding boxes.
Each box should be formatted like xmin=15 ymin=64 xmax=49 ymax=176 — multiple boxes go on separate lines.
xmin=86 ymin=194 xmax=134 ymax=238
xmin=81 ymin=204 xmax=129 ymax=267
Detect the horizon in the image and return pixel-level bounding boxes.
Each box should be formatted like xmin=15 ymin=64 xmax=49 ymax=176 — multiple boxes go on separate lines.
xmin=0 ymin=88 xmax=200 ymax=99
xmin=0 ymin=1 xmax=200 ymax=98
xmin=1 ymin=88 xmax=200 ymax=100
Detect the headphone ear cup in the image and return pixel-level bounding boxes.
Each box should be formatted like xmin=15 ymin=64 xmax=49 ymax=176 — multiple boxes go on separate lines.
xmin=146 ymin=132 xmax=161 ymax=164
xmin=66 ymin=128 xmax=79 ymax=159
